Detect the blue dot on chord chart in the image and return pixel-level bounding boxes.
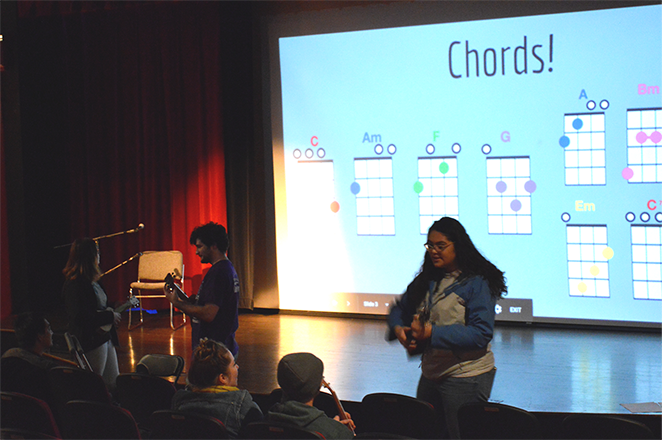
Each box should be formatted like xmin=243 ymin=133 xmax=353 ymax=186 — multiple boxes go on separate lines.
xmin=572 ymin=118 xmax=583 ymax=130
xmin=524 ymin=180 xmax=537 ymax=193
xmin=559 ymin=136 xmax=570 ymax=148
xmin=496 ymin=181 xmax=507 ymax=193
xmin=350 ymin=182 xmax=361 ymax=195
xmin=511 ymin=199 xmax=522 ymax=212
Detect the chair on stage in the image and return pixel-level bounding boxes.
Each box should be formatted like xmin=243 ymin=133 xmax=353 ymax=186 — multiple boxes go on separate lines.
xmin=116 ymin=373 xmax=177 ymax=431
xmin=47 ymin=366 xmax=111 ymax=424
xmin=135 ymin=353 xmax=185 ymax=385
xmin=0 ymin=392 xmax=61 ymax=439
xmin=149 ymin=410 xmax=229 ymax=439
xmin=128 ymin=250 xmax=186 ymax=330
xmin=239 ymin=421 xmax=324 ymax=439
xmin=457 ymin=401 xmax=541 ymax=439
xmin=359 ymin=392 xmax=441 ymax=439
xmin=561 ymin=414 xmax=655 ymax=439
xmin=61 ymin=400 xmax=141 ymax=439
xmin=0 ymin=428 xmax=59 ymax=439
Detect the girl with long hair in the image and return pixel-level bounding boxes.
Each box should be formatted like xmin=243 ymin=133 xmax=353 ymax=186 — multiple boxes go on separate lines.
xmin=62 ymin=238 xmax=120 ymax=391
xmin=388 ymin=217 xmax=507 ymax=439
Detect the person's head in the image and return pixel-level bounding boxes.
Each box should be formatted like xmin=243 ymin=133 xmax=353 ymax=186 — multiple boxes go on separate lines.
xmin=13 ymin=312 xmax=53 ymax=353
xmin=277 ymin=352 xmax=324 ymax=404
xmin=421 ymin=217 xmax=506 ymax=298
xmin=190 ymin=222 xmax=229 ymax=253
xmin=62 ymin=238 xmax=101 ymax=281
xmin=188 ymin=338 xmax=238 ymax=388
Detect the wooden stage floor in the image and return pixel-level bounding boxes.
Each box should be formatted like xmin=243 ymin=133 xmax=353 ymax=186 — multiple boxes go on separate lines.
xmin=114 ymin=311 xmax=661 ymax=416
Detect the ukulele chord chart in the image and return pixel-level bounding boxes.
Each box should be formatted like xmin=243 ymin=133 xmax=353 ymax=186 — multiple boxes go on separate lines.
xmin=625 ymin=108 xmax=662 ymax=183
xmin=352 ymin=157 xmax=395 ymax=236
xmin=416 ymin=157 xmax=459 ymax=234
xmin=566 ymin=225 xmax=611 ymax=298
xmin=561 ymin=112 xmax=606 ymax=186
xmin=486 ymin=156 xmax=535 ymax=235
xmin=631 ymin=225 xmax=662 ymax=300
xmin=289 ymin=160 xmax=337 ymax=226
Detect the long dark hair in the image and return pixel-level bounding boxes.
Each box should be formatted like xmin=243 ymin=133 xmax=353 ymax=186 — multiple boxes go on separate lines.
xmin=188 ymin=338 xmax=233 ymax=388
xmin=62 ymin=238 xmax=101 ymax=282
xmin=413 ymin=217 xmax=506 ymax=302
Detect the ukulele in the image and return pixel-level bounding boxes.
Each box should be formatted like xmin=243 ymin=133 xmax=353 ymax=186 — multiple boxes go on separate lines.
xmin=164 ymin=272 xmax=196 ymax=303
xmin=98 ymin=296 xmax=139 ymax=333
xmin=406 ymin=300 xmax=430 ymax=356
xmin=322 ymin=379 xmax=356 ymax=435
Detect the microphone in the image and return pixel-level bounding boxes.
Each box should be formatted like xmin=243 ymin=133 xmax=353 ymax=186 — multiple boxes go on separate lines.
xmin=129 ymin=223 xmax=145 ymax=233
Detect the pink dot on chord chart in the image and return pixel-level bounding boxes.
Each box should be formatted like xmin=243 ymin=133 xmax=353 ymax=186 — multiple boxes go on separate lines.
xmin=510 ymin=199 xmax=522 ymax=212
xmin=496 ymin=181 xmax=507 ymax=193
xmin=651 ymin=131 xmax=662 ymax=144
xmin=622 ymin=167 xmax=634 ymax=180
xmin=330 ymin=201 xmax=340 ymax=213
xmin=636 ymin=131 xmax=648 ymax=144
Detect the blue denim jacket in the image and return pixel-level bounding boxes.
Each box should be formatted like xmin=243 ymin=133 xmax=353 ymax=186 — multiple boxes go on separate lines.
xmin=172 ymin=388 xmax=262 ymax=438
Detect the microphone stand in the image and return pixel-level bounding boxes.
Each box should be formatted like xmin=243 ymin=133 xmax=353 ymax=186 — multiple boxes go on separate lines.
xmin=54 ymin=224 xmax=144 ymax=249
xmin=99 ymin=252 xmax=142 ymax=278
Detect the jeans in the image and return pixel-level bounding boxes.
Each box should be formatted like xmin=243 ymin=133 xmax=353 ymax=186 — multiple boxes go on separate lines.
xmin=85 ymin=340 xmax=120 ymax=394
xmin=417 ymin=368 xmax=496 ymax=439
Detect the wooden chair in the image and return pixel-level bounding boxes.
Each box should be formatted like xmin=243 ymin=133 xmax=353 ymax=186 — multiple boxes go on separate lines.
xmin=149 ymin=410 xmax=228 ymax=439
xmin=457 ymin=401 xmax=541 ymax=439
xmin=360 ymin=392 xmax=441 ymax=439
xmin=561 ymin=414 xmax=655 ymax=439
xmin=0 ymin=392 xmax=61 ymax=439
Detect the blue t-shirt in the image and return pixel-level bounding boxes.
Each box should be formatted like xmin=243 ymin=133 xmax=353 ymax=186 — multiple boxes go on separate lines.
xmin=191 ymin=259 xmax=240 ymax=355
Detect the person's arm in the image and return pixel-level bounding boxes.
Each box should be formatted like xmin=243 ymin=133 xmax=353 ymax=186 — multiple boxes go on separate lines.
xmin=415 ymin=276 xmax=496 ymax=351
xmin=163 ymin=287 xmax=219 ymax=322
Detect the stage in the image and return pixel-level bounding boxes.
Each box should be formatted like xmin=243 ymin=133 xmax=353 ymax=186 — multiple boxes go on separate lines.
xmin=114 ymin=311 xmax=661 ymax=415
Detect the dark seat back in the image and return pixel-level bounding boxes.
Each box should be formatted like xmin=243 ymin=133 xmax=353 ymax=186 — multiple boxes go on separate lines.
xmin=149 ymin=410 xmax=228 ymax=439
xmin=360 ymin=392 xmax=441 ymax=439
xmin=239 ymin=421 xmax=325 ymax=439
xmin=457 ymin=401 xmax=541 ymax=439
xmin=116 ymin=373 xmax=176 ymax=429
xmin=562 ymin=414 xmax=656 ymax=439
xmin=0 ymin=392 xmax=61 ymax=438
xmin=62 ymin=400 xmax=141 ymax=439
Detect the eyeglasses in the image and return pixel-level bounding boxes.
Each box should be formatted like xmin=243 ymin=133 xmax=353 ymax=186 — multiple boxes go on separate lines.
xmin=424 ymin=241 xmax=452 ymax=253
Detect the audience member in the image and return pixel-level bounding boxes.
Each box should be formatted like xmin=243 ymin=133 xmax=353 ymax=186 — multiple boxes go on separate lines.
xmin=1 ymin=312 xmax=58 ymax=403
xmin=267 ymin=352 xmax=355 ymax=439
xmin=171 ymin=338 xmax=262 ymax=438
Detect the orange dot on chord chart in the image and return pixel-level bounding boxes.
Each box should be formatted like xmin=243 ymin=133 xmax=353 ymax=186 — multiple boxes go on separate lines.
xmin=330 ymin=201 xmax=340 ymax=213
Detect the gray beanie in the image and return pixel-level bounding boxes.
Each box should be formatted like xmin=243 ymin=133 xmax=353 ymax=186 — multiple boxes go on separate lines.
xmin=277 ymin=352 xmax=324 ymax=403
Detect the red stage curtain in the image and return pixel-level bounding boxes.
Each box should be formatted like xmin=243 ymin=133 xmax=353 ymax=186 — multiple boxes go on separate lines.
xmin=18 ymin=2 xmax=228 ymax=307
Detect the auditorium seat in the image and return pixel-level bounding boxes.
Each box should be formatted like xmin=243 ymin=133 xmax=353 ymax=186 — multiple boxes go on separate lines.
xmin=457 ymin=401 xmax=541 ymax=439
xmin=116 ymin=373 xmax=176 ymax=431
xmin=0 ymin=392 xmax=61 ymax=439
xmin=360 ymin=392 xmax=442 ymax=439
xmin=561 ymin=414 xmax=656 ymax=439
xmin=239 ymin=421 xmax=324 ymax=439
xmin=149 ymin=410 xmax=228 ymax=439
xmin=62 ymin=400 xmax=141 ymax=439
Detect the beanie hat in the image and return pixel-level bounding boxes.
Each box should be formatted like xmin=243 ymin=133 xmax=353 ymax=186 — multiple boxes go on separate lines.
xmin=277 ymin=352 xmax=324 ymax=403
